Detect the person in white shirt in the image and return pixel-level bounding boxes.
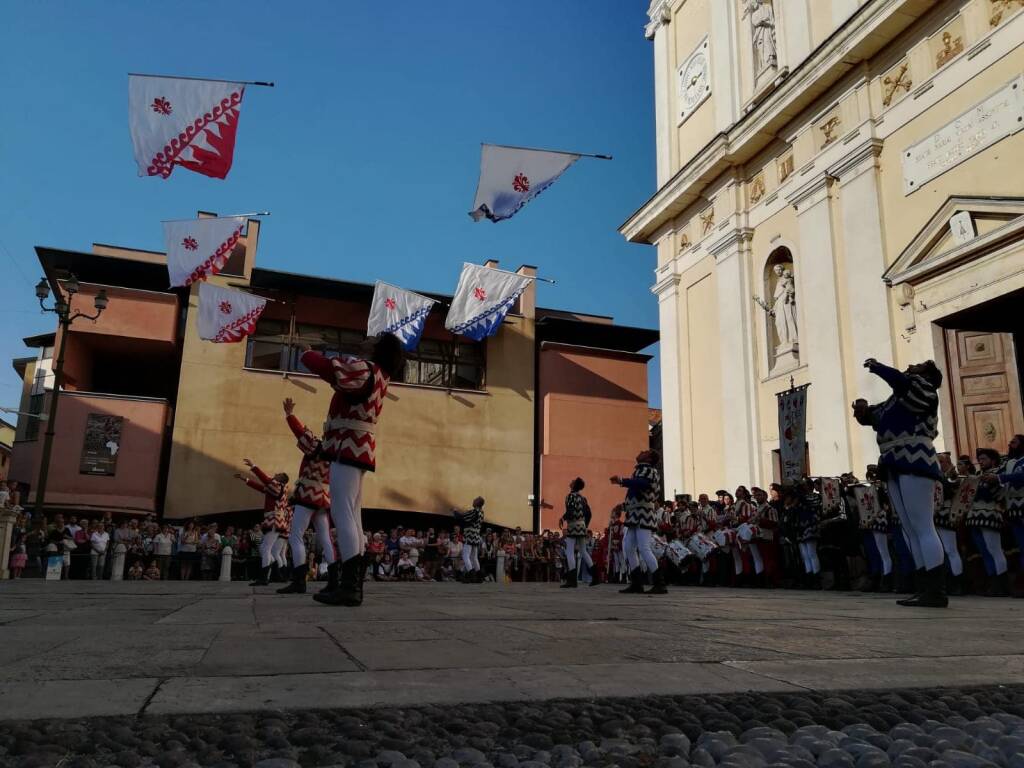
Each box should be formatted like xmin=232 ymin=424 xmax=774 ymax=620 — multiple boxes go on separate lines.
xmin=90 ymin=523 xmax=110 ymax=580
xmin=152 ymin=526 xmax=175 ymax=580
xmin=398 ymin=529 xmax=423 ymax=567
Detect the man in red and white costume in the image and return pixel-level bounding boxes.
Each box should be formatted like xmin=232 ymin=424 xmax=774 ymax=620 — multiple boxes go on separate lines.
xmin=234 ymin=461 xmax=291 ymax=586
xmin=277 ymin=398 xmax=336 ymax=595
xmin=301 ymin=334 xmax=406 ymax=607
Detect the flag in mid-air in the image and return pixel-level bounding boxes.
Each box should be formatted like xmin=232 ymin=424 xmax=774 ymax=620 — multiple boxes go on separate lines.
xmin=469 ymin=144 xmax=581 ymax=222
xmin=445 ymin=263 xmax=533 ymax=341
xmin=367 ymin=281 xmax=437 ymax=351
xmin=129 ymin=75 xmax=246 ymax=179
xmin=164 ymin=216 xmax=246 ymax=287
xmin=197 ymin=283 xmax=267 ymax=343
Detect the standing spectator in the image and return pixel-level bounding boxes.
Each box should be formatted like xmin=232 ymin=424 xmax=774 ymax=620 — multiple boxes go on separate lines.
xmin=90 ymin=521 xmax=109 ymax=580
xmin=200 ymin=523 xmax=221 ymax=580
xmin=9 ymin=542 xmax=27 ymax=578
xmin=178 ymin=521 xmax=200 ymax=581
xmin=152 ymin=525 xmax=174 ymax=580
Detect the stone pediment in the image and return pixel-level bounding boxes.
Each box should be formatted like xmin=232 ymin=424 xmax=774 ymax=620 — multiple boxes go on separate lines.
xmin=885 ymin=196 xmax=1024 ymax=286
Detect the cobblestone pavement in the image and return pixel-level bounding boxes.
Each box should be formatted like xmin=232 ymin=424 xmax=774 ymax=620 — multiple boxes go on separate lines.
xmin=2 ymin=581 xmax=1024 ymax=765
xmin=2 ymin=686 xmax=1024 ymax=767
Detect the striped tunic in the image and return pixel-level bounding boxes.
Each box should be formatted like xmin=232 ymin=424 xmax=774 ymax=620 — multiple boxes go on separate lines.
xmin=966 ymin=478 xmax=1004 ymax=531
xmin=621 ymin=463 xmax=661 ymax=530
xmin=864 ymin=364 xmax=942 ymax=480
xmin=300 ymin=351 xmax=389 ymax=472
xmin=246 ymin=466 xmax=292 ymax=535
xmin=562 ymin=492 xmax=590 ymax=538
xmin=796 ymin=493 xmax=821 ymax=542
xmin=933 ymin=475 xmax=958 ymax=530
xmin=456 ymin=507 xmax=484 ymax=546
xmin=999 ymin=457 xmax=1024 ymax=522
xmin=286 ymin=414 xmax=330 ymax=510
xmin=755 ymin=502 xmax=778 ymax=541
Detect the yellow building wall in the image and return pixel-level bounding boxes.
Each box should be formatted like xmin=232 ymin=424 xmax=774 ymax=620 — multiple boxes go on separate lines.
xmin=670 ymin=0 xmax=715 ymax=176
xmin=163 ymin=278 xmax=536 ymax=530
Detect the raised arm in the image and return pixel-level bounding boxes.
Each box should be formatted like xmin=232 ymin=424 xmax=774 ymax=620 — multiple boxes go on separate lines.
xmin=250 ymin=465 xmax=272 ymax=485
xmin=285 ymin=414 xmax=308 ymax=441
xmin=300 ymin=350 xmax=372 ymax=395
xmin=865 ymin=360 xmax=910 ymax=394
xmin=616 ymin=475 xmax=652 ymax=491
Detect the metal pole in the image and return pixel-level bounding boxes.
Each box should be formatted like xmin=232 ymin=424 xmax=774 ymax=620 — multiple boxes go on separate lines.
xmin=34 ymin=311 xmax=68 ymax=519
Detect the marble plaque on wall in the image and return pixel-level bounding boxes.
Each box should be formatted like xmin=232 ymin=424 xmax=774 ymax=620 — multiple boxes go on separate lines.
xmin=902 ymin=76 xmax=1024 ymax=195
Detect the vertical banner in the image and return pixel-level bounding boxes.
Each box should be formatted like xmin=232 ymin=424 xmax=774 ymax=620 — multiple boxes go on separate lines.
xmin=820 ymin=477 xmax=842 ymax=514
xmin=950 ymin=475 xmax=980 ymax=525
xmin=777 ymin=384 xmax=809 ymax=484
xmin=80 ymin=414 xmax=124 ymax=476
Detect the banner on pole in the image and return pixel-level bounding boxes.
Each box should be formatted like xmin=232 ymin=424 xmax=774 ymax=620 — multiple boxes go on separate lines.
xmin=164 ymin=216 xmax=246 ymax=287
xmin=129 ymin=75 xmax=246 ymax=180
xmin=777 ymin=384 xmax=809 ymax=484
xmin=444 ymin=263 xmax=532 ymax=341
xmin=198 ymin=283 xmax=267 ymax=343
xmin=367 ymin=281 xmax=437 ymax=351
xmin=469 ymin=144 xmax=580 ymax=223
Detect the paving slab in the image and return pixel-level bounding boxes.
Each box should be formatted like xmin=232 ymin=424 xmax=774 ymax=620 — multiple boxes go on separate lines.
xmin=0 ymin=677 xmax=159 ymax=720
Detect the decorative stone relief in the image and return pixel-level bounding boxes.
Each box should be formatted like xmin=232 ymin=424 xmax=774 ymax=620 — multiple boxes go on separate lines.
xmin=777 ymin=153 xmax=794 ymax=183
xmin=678 ymin=231 xmax=691 ymax=252
xmin=644 ymin=0 xmax=672 ymax=40
xmin=990 ymin=0 xmax=1024 ymax=28
xmin=749 ymin=173 xmax=766 ymax=204
xmin=819 ymin=115 xmax=841 ymax=147
xmin=882 ymin=61 xmax=912 ymax=107
xmin=699 ymin=206 xmax=716 ymax=236
xmin=936 ymin=31 xmax=964 ymax=69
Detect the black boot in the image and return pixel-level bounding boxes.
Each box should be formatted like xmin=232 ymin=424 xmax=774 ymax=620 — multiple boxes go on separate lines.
xmin=277 ymin=564 xmax=307 ymax=594
xmin=880 ymin=572 xmax=894 ymax=593
xmin=619 ymin=568 xmax=645 ymax=594
xmin=897 ymin=565 xmax=948 ymax=607
xmin=249 ymin=565 xmax=272 ymax=586
xmin=589 ymin=570 xmax=602 ymax=587
xmin=646 ymin=568 xmax=668 ymax=595
xmin=947 ymin=571 xmax=964 ymax=596
xmin=319 ymin=561 xmax=339 ymax=595
xmin=315 ymin=555 xmax=364 ymax=606
xmin=560 ymin=570 xmax=578 ymax=588
xmin=986 ymin=572 xmax=1010 ymax=597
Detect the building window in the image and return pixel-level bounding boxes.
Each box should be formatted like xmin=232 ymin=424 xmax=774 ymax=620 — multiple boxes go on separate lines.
xmin=24 ymin=392 xmax=44 ymax=441
xmin=245 ymin=319 xmax=486 ymax=390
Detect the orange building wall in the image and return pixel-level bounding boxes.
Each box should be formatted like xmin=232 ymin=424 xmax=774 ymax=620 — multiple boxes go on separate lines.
xmin=538 ymin=344 xmax=652 ymax=532
xmin=10 ymin=392 xmax=170 ymax=514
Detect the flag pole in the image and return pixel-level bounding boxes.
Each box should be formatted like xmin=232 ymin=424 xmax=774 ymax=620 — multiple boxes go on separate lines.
xmin=161 ymin=212 xmax=270 ymax=222
xmin=484 ymin=142 xmax=612 ymax=160
xmin=129 ymin=72 xmax=275 ymax=87
xmin=224 ymin=283 xmax=286 ymax=304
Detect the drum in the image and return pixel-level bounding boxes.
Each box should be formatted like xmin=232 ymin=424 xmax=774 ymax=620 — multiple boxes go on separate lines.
xmin=712 ymin=529 xmax=735 ymax=548
xmin=651 ymin=536 xmax=667 ymax=558
xmin=667 ymin=540 xmax=691 ymax=566
xmin=737 ymin=522 xmax=760 ymax=543
xmin=686 ymin=533 xmax=717 ymax=560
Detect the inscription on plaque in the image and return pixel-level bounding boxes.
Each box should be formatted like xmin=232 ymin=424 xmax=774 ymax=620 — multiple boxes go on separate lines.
xmin=902 ymin=76 xmax=1024 ymax=195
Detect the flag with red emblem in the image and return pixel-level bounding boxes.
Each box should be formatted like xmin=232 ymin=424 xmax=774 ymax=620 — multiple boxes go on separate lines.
xmin=367 ymin=281 xmax=437 ymax=351
xmin=163 ymin=216 xmax=246 ymax=287
xmin=469 ymin=144 xmax=582 ymax=222
xmin=129 ymin=75 xmax=246 ymax=180
xmin=197 ymin=283 xmax=267 ymax=343
xmin=445 ymin=263 xmax=533 ymax=341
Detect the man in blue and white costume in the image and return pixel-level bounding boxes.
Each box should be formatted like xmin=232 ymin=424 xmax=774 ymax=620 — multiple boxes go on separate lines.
xmin=995 ymin=435 xmax=1024 ymax=597
xmin=853 ymin=358 xmax=947 ymax=608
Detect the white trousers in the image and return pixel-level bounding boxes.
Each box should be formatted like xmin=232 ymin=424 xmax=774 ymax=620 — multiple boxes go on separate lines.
xmin=289 ymin=504 xmax=336 ymax=568
xmin=798 ymin=540 xmax=820 ymax=574
xmin=461 ymin=543 xmax=480 ymax=572
xmin=259 ymin=530 xmax=279 ymax=568
xmin=979 ymin=528 xmax=1008 ymax=575
xmin=872 ymin=530 xmax=893 ymax=575
xmin=748 ymin=543 xmax=764 ymax=575
xmin=886 ymin=474 xmax=945 ymax=570
xmin=564 ymin=537 xmax=593 ymax=571
xmin=623 ymin=526 xmax=659 ymax=573
xmin=329 ymin=463 xmax=365 ymax=562
xmin=937 ymin=527 xmax=962 ymax=576
xmin=272 ymin=537 xmax=287 ymax=568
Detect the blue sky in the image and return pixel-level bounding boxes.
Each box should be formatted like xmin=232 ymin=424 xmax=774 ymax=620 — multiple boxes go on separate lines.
xmin=0 ymin=1 xmax=660 ymax=410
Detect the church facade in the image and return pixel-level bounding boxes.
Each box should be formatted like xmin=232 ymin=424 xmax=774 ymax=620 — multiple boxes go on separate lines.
xmin=622 ymin=0 xmax=1024 ymax=497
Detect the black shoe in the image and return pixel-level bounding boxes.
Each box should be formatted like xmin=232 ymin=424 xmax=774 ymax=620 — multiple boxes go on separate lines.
xmin=314 ymin=555 xmax=364 ymax=606
xmin=249 ymin=566 xmax=272 ymax=587
xmin=589 ymin=572 xmax=602 ymax=587
xmin=560 ymin=570 xmax=578 ymax=588
xmin=947 ymin=572 xmax=964 ymax=596
xmin=897 ymin=565 xmax=948 ymax=607
xmin=986 ymin=572 xmax=1010 ymax=597
xmin=619 ymin=568 xmax=646 ymax=594
xmin=646 ymin=568 xmax=668 ymax=595
xmin=318 ymin=562 xmax=339 ymax=595
xmin=277 ymin=564 xmax=308 ymax=594
xmin=880 ymin=573 xmax=894 ymax=593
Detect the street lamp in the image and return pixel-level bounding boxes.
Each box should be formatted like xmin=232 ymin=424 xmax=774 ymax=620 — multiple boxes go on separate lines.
xmin=33 ymin=273 xmax=109 ymax=519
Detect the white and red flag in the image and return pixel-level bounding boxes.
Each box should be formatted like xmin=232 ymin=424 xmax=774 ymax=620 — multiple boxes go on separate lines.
xmin=129 ymin=75 xmax=246 ymax=180
xmin=197 ymin=283 xmax=266 ymax=343
xmin=469 ymin=144 xmax=582 ymax=222
xmin=367 ymin=281 xmax=437 ymax=351
xmin=444 ymin=263 xmax=533 ymax=341
xmin=163 ymin=216 xmax=245 ymax=287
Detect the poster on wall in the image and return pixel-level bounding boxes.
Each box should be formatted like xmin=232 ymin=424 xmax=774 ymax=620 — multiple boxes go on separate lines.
xmin=776 ymin=383 xmax=809 ymax=484
xmin=80 ymin=414 xmax=124 ymax=476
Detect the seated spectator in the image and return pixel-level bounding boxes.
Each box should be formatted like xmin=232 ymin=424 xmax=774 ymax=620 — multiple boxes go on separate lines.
xmin=396 ymin=551 xmax=415 ymax=580
xmin=143 ymin=561 xmax=162 ymax=581
xmin=127 ymin=561 xmax=144 ymax=580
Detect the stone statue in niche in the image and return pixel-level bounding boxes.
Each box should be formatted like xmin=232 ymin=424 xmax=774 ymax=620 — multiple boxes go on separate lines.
xmin=753 ymin=262 xmax=799 ymax=369
xmin=743 ymin=0 xmax=778 ymax=75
